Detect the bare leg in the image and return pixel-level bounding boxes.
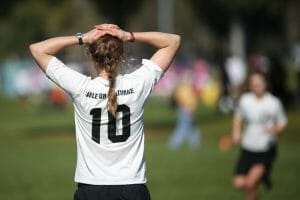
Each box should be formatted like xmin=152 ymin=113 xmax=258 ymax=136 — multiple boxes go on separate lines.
xmin=245 ymin=164 xmax=265 ymax=200
xmin=233 ymin=175 xmax=246 ymax=190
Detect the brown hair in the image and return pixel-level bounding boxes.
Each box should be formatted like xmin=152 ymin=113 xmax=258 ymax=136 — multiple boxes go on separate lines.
xmin=87 ymin=35 xmax=124 ymax=116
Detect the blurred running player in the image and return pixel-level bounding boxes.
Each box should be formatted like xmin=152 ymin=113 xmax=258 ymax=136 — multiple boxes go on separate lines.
xmin=232 ymin=72 xmax=287 ymax=200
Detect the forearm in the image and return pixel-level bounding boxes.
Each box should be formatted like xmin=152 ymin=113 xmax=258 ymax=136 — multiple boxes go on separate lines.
xmin=133 ymin=32 xmax=180 ymax=71
xmin=29 ymin=36 xmax=78 ymax=72
xmin=269 ymin=124 xmax=287 ymax=135
xmin=232 ymin=116 xmax=242 ymax=144
xmin=30 ymin=36 xmax=78 ymax=56
xmin=133 ymin=32 xmax=180 ymax=49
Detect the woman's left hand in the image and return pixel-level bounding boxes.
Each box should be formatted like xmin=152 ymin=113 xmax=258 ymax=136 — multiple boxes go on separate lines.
xmin=94 ymin=23 xmax=132 ymax=42
xmin=83 ymin=28 xmax=107 ymax=44
xmin=265 ymin=124 xmax=286 ymax=135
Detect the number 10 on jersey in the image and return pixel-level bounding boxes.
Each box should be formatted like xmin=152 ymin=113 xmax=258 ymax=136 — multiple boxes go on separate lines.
xmin=90 ymin=105 xmax=131 ymax=144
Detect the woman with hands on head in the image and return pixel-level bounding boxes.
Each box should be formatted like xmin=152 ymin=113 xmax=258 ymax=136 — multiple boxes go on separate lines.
xmin=29 ymin=24 xmax=180 ymax=200
xmin=232 ymin=72 xmax=287 ymax=200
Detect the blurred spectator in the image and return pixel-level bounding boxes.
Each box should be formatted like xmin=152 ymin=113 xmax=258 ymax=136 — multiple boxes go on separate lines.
xmin=248 ymin=52 xmax=270 ymax=74
xmin=232 ymin=72 xmax=287 ymax=200
xmin=225 ymin=55 xmax=247 ymax=99
xmin=191 ymin=58 xmax=210 ymax=91
xmin=1 ymin=59 xmax=51 ymax=99
xmin=15 ymin=68 xmax=31 ymax=100
xmin=219 ymin=55 xmax=247 ymax=112
xmin=168 ymin=72 xmax=201 ymax=150
xmin=201 ymin=79 xmax=221 ymax=108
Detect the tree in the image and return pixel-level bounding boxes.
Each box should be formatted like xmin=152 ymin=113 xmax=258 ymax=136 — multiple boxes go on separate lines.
xmin=0 ymin=0 xmax=49 ymax=58
xmin=187 ymin=0 xmax=293 ymax=53
xmin=0 ymin=0 xmax=101 ymax=58
xmin=89 ymin=0 xmax=145 ymax=27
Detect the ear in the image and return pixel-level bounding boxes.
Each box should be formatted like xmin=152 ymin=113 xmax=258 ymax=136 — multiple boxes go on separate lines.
xmin=85 ymin=45 xmax=92 ymax=57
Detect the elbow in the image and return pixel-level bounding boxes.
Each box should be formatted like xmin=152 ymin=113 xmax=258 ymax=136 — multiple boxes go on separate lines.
xmin=29 ymin=43 xmax=38 ymax=55
xmin=173 ymin=34 xmax=181 ymax=49
xmin=29 ymin=43 xmax=44 ymax=60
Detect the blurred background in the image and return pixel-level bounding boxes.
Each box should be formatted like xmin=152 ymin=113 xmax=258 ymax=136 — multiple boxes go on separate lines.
xmin=0 ymin=0 xmax=300 ymax=199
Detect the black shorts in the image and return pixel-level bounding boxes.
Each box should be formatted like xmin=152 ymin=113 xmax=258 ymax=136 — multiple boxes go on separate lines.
xmin=74 ymin=183 xmax=151 ymax=200
xmin=234 ymin=144 xmax=277 ymax=189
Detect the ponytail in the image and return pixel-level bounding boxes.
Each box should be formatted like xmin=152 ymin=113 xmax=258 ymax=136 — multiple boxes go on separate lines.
xmin=87 ymin=35 xmax=124 ymax=116
xmin=107 ymin=65 xmax=118 ymax=116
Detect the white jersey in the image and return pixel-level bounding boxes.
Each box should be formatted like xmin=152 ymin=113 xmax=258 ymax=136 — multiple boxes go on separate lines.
xmin=235 ymin=92 xmax=287 ymax=152
xmin=46 ymin=57 xmax=163 ymax=185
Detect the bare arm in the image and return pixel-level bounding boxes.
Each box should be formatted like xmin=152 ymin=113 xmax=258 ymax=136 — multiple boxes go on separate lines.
xmin=265 ymin=101 xmax=287 ymax=135
xmin=29 ymin=36 xmax=78 ymax=72
xmin=29 ymin=29 xmax=107 ymax=72
xmin=232 ymin=115 xmax=243 ymax=145
xmin=265 ymin=124 xmax=287 ymax=135
xmin=95 ymin=25 xmax=181 ymax=72
xmin=133 ymin=32 xmax=180 ymax=72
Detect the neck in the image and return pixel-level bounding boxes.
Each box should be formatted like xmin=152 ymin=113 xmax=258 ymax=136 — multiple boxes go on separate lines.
xmin=97 ymin=68 xmax=109 ymax=79
xmin=255 ymin=92 xmax=266 ymax=99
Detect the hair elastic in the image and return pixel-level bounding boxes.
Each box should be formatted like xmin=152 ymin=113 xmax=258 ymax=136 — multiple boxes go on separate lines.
xmin=129 ymin=32 xmax=135 ymax=42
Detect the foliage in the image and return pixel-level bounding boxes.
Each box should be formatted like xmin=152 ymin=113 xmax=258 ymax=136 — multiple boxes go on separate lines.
xmin=0 ymin=0 xmax=101 ymax=58
xmin=0 ymin=0 xmax=300 ymax=59
xmin=89 ymin=0 xmax=145 ymax=27
xmin=0 ymin=0 xmax=48 ymax=57
xmin=0 ymin=0 xmax=144 ymax=58
xmin=187 ymin=0 xmax=290 ymax=36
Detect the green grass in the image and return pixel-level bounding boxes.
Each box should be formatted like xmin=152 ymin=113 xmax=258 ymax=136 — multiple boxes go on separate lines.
xmin=0 ymin=96 xmax=299 ymax=199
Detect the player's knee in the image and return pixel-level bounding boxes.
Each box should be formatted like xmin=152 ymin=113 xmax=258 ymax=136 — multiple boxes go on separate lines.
xmin=233 ymin=177 xmax=245 ymax=190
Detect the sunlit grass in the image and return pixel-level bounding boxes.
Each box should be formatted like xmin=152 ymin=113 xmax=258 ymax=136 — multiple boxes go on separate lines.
xmin=0 ymin=96 xmax=299 ymax=199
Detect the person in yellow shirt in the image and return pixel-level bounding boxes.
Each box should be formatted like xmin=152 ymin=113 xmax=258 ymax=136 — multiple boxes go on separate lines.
xmin=168 ymin=75 xmax=201 ymax=150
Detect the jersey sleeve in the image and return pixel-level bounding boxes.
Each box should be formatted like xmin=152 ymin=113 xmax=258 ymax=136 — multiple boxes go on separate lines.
xmin=275 ymin=99 xmax=288 ymax=126
xmin=140 ymin=59 xmax=164 ymax=87
xmin=129 ymin=59 xmax=164 ymax=103
xmin=45 ymin=57 xmax=90 ymax=98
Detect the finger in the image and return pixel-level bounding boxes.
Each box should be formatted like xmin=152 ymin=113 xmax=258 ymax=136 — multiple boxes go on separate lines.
xmin=95 ymin=24 xmax=117 ymax=29
xmin=93 ymin=30 xmax=106 ymax=39
xmin=105 ymin=24 xmax=119 ymax=29
xmin=104 ymin=29 xmax=118 ymax=36
xmin=95 ymin=31 xmax=105 ymax=37
xmin=95 ymin=24 xmax=120 ymax=30
xmin=95 ymin=26 xmax=109 ymax=31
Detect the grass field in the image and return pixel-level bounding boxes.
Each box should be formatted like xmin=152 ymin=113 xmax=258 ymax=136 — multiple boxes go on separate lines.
xmin=0 ymin=96 xmax=299 ymax=200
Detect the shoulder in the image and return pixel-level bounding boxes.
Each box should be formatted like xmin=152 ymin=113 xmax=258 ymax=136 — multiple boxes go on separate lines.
xmin=265 ymin=93 xmax=283 ymax=106
xmin=141 ymin=59 xmax=164 ymax=72
xmin=131 ymin=59 xmax=163 ymax=77
xmin=239 ymin=92 xmax=254 ymax=103
xmin=125 ymin=59 xmax=164 ymax=82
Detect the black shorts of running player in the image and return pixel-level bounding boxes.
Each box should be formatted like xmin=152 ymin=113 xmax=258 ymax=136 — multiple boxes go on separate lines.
xmin=74 ymin=183 xmax=151 ymax=200
xmin=234 ymin=143 xmax=277 ymax=190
